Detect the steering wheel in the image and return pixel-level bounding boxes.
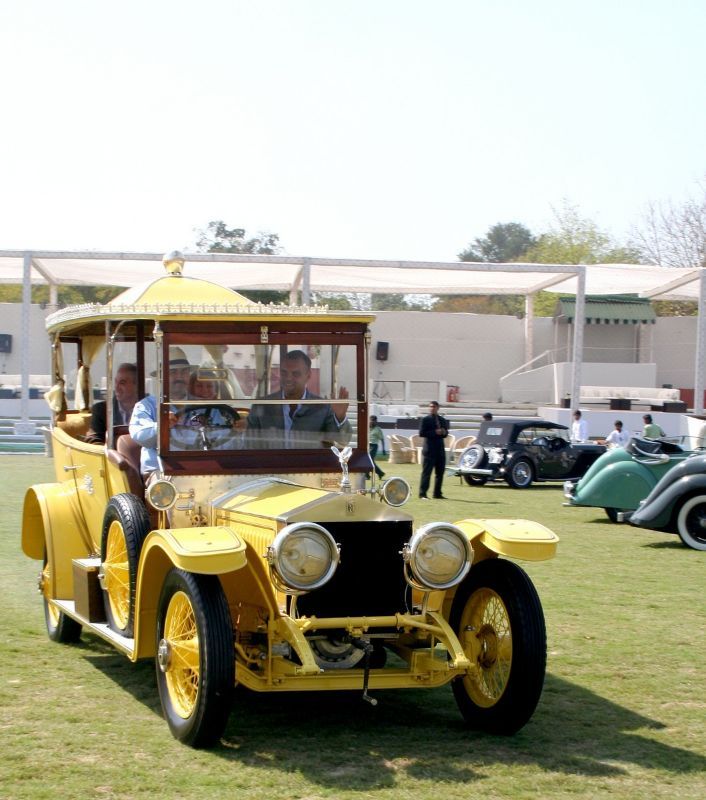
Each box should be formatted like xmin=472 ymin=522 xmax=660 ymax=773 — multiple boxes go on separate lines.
xmin=174 ymin=405 xmax=240 ymax=450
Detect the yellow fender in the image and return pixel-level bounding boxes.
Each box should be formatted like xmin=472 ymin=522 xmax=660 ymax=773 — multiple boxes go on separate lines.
xmin=455 ymin=517 xmax=559 ymax=562
xmin=132 ymin=526 xmax=248 ymax=659
xmin=21 ymin=484 xmax=92 ymax=600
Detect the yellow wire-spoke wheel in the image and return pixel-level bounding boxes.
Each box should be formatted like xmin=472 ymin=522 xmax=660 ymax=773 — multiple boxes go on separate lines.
xmin=104 ymin=520 xmax=130 ymax=630
xmin=41 ymin=561 xmax=60 ymax=628
xmin=459 ymin=587 xmax=512 ymax=707
xmin=42 ymin=549 xmax=82 ymax=644
xmin=156 ymin=569 xmax=234 ymax=748
xmin=450 ymin=558 xmax=547 ymax=735
xmin=99 ymin=494 xmax=150 ymax=637
xmin=163 ymin=590 xmax=201 ymax=719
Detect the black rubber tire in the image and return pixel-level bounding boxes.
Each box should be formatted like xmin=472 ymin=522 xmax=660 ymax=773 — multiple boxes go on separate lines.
xmin=463 ymin=475 xmax=489 ymax=487
xmin=604 ymin=508 xmax=625 ymax=524
xmin=506 ymin=459 xmax=534 ymax=489
xmin=450 ymin=558 xmax=547 ymax=734
xmin=43 ymin=552 xmax=82 ymax=644
xmin=100 ymin=493 xmax=151 ymax=637
xmin=156 ymin=569 xmax=234 ymax=748
xmin=675 ymin=494 xmax=706 ymax=551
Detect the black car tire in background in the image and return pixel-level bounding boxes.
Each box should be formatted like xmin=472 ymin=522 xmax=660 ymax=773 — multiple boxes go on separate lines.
xmin=506 ymin=459 xmax=534 ymax=489
xmin=675 ymin=494 xmax=706 ymax=551
xmin=463 ymin=474 xmax=489 ymax=487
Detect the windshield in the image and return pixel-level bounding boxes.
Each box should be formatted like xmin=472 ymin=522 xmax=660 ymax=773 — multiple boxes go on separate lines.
xmin=162 ymin=340 xmax=359 ymax=453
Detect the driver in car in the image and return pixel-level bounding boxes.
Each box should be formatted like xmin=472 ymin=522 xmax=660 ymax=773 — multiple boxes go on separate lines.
xmin=247 ymin=349 xmax=351 ymax=449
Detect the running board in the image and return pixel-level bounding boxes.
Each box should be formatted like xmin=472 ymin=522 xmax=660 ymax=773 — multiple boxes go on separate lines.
xmin=53 ymin=600 xmax=135 ymax=657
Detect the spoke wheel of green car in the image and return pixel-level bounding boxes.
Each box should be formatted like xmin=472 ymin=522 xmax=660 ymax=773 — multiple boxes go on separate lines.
xmin=156 ymin=568 xmax=234 ymax=748
xmin=676 ymin=494 xmax=706 ymax=551
xmin=100 ymin=494 xmax=150 ymax=637
xmin=42 ymin=551 xmax=82 ymax=644
xmin=450 ymin=559 xmax=546 ymax=734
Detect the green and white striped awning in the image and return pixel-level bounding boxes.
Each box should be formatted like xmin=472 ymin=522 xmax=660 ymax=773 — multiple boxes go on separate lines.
xmin=556 ymin=294 xmax=656 ymax=324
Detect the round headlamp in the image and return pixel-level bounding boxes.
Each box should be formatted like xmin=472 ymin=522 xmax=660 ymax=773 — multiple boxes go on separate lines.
xmin=146 ymin=479 xmax=178 ymax=511
xmin=267 ymin=522 xmax=339 ymax=592
xmin=380 ymin=477 xmax=411 ymax=507
xmin=403 ymin=523 xmax=472 ymax=590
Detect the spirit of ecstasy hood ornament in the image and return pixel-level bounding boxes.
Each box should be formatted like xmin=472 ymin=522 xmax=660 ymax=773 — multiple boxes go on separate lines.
xmin=331 ymin=445 xmax=353 ymax=493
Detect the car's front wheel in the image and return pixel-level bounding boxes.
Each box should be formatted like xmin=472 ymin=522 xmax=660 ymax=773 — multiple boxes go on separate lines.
xmin=506 ymin=459 xmax=533 ymax=489
xmin=156 ymin=569 xmax=234 ymax=747
xmin=450 ymin=558 xmax=546 ymax=734
xmin=676 ymin=495 xmax=706 ymax=550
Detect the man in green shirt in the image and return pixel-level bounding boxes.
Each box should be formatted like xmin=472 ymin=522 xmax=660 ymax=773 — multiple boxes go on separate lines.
xmin=368 ymin=415 xmax=386 ymax=479
xmin=642 ymin=414 xmax=665 ymax=439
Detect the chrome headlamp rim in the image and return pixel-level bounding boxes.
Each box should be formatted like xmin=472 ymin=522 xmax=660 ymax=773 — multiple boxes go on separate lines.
xmin=146 ymin=478 xmax=178 ymax=511
xmin=266 ymin=521 xmax=340 ymax=593
xmin=402 ymin=522 xmax=472 ymax=590
xmin=380 ymin=476 xmax=411 ymax=507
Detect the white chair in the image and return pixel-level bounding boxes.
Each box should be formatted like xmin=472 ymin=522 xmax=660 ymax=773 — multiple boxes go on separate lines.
xmin=388 ymin=434 xmax=416 ymax=464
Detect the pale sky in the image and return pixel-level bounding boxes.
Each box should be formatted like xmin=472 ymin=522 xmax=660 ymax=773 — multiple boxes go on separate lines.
xmin=1 ymin=1 xmax=704 ymax=262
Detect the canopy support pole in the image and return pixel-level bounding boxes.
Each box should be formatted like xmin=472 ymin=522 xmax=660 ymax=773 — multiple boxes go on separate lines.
xmin=15 ymin=252 xmax=36 ymax=435
xmin=301 ymin=259 xmax=311 ymax=306
xmin=694 ymin=269 xmax=706 ymax=414
xmin=524 ymin=293 xmax=534 ymax=363
xmin=569 ymin=267 xmax=586 ymax=412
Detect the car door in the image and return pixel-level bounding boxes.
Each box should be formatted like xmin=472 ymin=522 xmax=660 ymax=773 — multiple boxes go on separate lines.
xmin=66 ymin=440 xmax=111 ymax=551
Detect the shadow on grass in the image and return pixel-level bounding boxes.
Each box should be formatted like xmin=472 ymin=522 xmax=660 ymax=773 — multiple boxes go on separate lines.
xmin=83 ymin=642 xmax=706 ymax=789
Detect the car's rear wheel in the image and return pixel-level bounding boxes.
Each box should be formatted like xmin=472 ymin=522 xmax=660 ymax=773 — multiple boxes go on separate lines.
xmin=450 ymin=558 xmax=546 ymax=734
xmin=676 ymin=495 xmax=706 ymax=551
xmin=463 ymin=475 xmax=488 ymax=487
xmin=156 ymin=568 xmax=234 ymax=747
xmin=506 ymin=459 xmax=533 ymax=489
xmin=604 ymin=508 xmax=627 ymax=524
xmin=42 ymin=552 xmax=82 ymax=643
xmin=100 ymin=494 xmax=150 ymax=637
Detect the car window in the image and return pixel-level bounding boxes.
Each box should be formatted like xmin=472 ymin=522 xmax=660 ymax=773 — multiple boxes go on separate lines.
xmin=163 ymin=340 xmax=359 ymax=453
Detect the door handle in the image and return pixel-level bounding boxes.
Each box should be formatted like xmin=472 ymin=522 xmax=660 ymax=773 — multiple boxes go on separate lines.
xmin=63 ymin=465 xmax=81 ymax=472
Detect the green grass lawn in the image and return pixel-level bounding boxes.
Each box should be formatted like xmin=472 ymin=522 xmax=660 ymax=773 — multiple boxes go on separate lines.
xmin=1 ymin=456 xmax=705 ymax=799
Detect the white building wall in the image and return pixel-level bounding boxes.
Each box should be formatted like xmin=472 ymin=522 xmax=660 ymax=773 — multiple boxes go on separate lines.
xmin=0 ymin=303 xmax=51 ymax=375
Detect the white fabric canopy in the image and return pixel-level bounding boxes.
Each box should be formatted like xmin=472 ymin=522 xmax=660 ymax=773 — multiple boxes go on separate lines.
xmin=0 ymin=250 xmax=702 ymax=299
xmin=2 ymin=250 xmax=704 ymax=423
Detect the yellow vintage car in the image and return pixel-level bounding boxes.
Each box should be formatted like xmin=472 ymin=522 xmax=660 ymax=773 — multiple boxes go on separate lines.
xmin=22 ymin=252 xmax=558 ymax=747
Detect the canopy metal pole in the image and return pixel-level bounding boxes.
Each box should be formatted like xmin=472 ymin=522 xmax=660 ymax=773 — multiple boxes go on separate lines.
xmin=15 ymin=252 xmax=36 ymax=434
xmin=524 ymin=293 xmax=534 ymax=363
xmin=301 ymin=258 xmax=311 ymax=306
xmin=694 ymin=269 xmax=706 ymax=414
xmin=570 ymin=266 xmax=586 ymax=411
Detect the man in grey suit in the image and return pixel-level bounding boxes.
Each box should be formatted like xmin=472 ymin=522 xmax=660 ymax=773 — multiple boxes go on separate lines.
xmin=247 ymin=350 xmax=351 ymax=448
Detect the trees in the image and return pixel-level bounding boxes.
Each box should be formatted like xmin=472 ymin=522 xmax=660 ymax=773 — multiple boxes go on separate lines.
xmin=521 ymin=202 xmax=640 ymax=265
xmin=632 ymin=185 xmax=706 ymax=270
xmin=195 ymin=221 xmax=281 ymax=255
xmin=195 ymin=220 xmax=287 ymax=304
xmin=458 ymin=222 xmax=535 ymax=263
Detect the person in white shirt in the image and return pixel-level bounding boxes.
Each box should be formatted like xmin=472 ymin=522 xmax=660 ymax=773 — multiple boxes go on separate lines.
xmin=605 ymin=419 xmax=631 ymax=449
xmin=571 ymin=409 xmax=589 ymax=442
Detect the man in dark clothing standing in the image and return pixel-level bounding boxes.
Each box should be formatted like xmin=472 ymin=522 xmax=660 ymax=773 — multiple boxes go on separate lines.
xmin=418 ymin=400 xmax=449 ymax=499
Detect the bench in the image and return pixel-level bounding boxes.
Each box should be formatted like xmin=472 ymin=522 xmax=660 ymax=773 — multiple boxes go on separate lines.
xmin=578 ymin=386 xmax=686 ymax=412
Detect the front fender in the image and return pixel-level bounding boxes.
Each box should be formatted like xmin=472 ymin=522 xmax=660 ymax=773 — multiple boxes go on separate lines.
xmin=631 ymin=474 xmax=706 ymax=530
xmin=133 ymin=526 xmax=247 ymax=659
xmin=454 ymin=517 xmax=559 ymax=562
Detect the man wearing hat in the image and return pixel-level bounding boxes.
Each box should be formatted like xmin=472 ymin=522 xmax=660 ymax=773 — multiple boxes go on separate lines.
xmin=129 ymin=346 xmax=192 ymax=475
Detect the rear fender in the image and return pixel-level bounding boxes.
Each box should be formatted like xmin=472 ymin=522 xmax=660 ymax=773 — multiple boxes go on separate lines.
xmin=631 ymin=474 xmax=706 ymax=530
xmin=22 ymin=484 xmax=92 ymax=600
xmin=573 ymin=461 xmax=656 ymax=510
xmin=133 ymin=526 xmax=249 ymax=659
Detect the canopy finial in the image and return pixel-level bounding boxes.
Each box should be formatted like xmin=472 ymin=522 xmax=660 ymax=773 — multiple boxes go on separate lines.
xmin=162 ymin=250 xmax=185 ymax=276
